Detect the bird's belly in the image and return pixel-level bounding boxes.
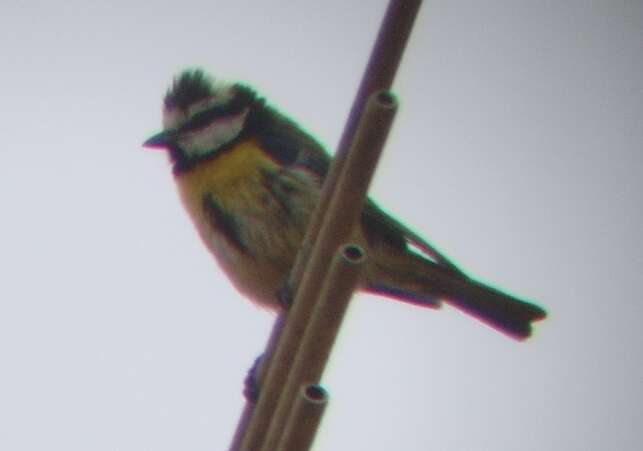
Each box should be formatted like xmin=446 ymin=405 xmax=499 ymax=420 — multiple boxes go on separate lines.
xmin=175 ymin=148 xmax=318 ymax=308
xmin=206 ymin=235 xmax=287 ymax=309
xmin=195 ymin=194 xmax=302 ymax=308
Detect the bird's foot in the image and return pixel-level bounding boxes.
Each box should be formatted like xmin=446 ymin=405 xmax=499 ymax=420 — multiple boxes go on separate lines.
xmin=276 ymin=282 xmax=295 ymax=310
xmin=243 ymin=354 xmax=264 ymax=403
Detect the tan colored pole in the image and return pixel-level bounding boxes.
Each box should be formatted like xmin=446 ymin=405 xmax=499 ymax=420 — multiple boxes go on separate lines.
xmin=258 ymin=92 xmax=397 ymax=451
xmin=239 ymin=91 xmax=397 ymax=451
xmin=279 ymin=385 xmax=328 ymax=451
xmin=273 ymin=244 xmax=365 ymax=450
xmin=229 ymin=2 xmax=424 ymax=450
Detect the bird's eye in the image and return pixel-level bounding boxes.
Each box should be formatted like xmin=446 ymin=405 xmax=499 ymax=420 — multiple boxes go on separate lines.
xmin=180 ymin=92 xmax=247 ymax=133
xmin=181 ymin=107 xmax=222 ymax=132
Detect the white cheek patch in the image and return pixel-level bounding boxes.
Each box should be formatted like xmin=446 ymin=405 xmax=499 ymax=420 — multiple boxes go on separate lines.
xmin=179 ymin=108 xmax=249 ymax=158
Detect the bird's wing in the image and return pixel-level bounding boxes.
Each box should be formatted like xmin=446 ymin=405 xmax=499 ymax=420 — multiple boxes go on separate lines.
xmin=261 ymin=108 xmax=462 ymax=272
xmin=361 ymin=200 xmax=463 ymax=273
xmin=255 ymin=106 xmax=331 ymax=178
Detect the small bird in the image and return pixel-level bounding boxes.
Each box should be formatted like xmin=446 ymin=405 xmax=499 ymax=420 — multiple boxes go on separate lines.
xmin=144 ymin=69 xmax=546 ymax=340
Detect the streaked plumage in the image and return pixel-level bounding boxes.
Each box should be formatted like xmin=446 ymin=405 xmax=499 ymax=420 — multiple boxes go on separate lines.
xmin=144 ymin=69 xmax=546 ymax=339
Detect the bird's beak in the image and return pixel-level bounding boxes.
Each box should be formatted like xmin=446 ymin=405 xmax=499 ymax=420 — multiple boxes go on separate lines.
xmin=143 ymin=130 xmax=176 ymax=149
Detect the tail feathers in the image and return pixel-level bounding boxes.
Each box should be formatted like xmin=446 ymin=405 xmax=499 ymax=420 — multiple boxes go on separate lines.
xmin=367 ymin=258 xmax=546 ymax=340
xmin=440 ymin=276 xmax=546 ymax=340
xmin=368 ymin=284 xmax=442 ymax=308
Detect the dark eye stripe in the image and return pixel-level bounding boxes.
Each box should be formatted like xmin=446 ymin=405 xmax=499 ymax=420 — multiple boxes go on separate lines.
xmin=179 ymin=88 xmax=251 ymax=133
xmin=180 ymin=105 xmax=233 ymax=132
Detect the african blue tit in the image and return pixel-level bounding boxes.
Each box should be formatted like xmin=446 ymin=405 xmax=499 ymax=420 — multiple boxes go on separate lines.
xmin=143 ymin=69 xmax=546 ymax=340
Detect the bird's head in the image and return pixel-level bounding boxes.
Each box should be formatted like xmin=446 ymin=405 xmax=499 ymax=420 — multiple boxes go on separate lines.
xmin=143 ymin=69 xmax=259 ymax=171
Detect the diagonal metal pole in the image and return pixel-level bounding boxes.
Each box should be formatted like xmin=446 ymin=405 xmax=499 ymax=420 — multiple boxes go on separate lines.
xmin=228 ymin=1 xmax=423 ymax=450
xmin=261 ymin=92 xmax=397 ymax=451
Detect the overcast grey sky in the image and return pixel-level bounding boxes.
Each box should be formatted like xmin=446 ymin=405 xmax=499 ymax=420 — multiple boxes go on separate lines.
xmin=1 ymin=1 xmax=641 ymax=450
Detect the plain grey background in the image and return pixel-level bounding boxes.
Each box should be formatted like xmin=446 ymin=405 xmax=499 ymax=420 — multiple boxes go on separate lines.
xmin=1 ymin=1 xmax=641 ymax=450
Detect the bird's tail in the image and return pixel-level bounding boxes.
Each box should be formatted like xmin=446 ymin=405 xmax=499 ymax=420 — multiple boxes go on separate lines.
xmin=366 ymin=253 xmax=546 ymax=340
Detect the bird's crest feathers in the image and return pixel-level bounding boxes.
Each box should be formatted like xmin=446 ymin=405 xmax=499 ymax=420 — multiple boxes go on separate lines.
xmin=164 ymin=69 xmax=215 ymax=112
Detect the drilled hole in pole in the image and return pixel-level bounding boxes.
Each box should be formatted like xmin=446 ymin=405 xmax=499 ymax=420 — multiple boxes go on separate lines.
xmin=341 ymin=244 xmax=365 ymax=263
xmin=303 ymin=385 xmax=328 ymax=404
xmin=375 ymin=90 xmax=397 ymax=108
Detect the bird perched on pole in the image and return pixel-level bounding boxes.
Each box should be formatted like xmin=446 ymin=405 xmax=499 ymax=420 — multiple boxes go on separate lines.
xmin=144 ymin=69 xmax=546 ymax=340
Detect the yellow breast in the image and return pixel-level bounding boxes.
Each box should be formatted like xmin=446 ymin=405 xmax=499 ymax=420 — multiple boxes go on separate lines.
xmin=175 ymin=138 xmax=279 ymax=211
xmin=172 ymin=139 xmax=289 ymax=308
